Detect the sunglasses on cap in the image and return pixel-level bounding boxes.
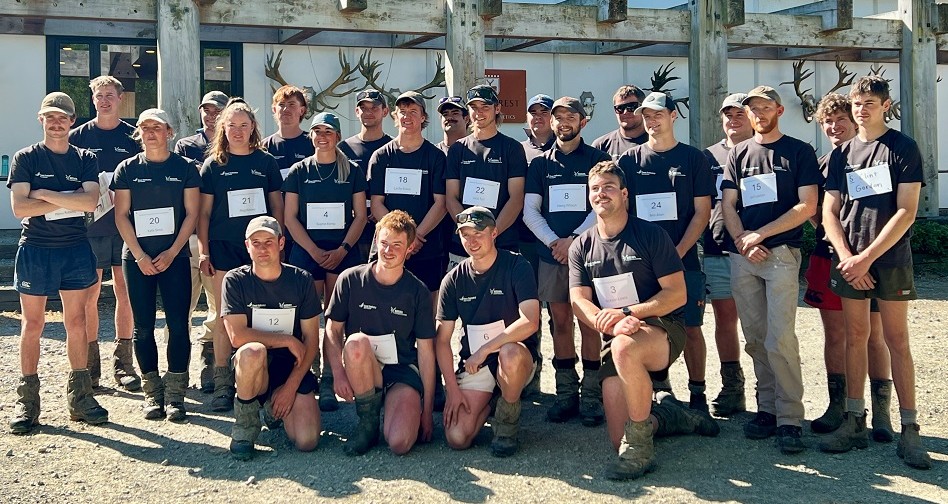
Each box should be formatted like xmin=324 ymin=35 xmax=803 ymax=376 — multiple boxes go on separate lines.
xmin=466 ymin=86 xmax=499 ymax=104
xmin=357 ymin=89 xmax=384 ymax=102
xmin=439 ymin=96 xmax=463 ymax=106
xmin=614 ymin=102 xmax=640 ymax=114
xmin=456 ymin=211 xmax=495 ymax=226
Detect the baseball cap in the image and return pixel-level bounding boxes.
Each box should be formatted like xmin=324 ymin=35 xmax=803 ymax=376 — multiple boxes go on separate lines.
xmin=356 ymin=88 xmax=385 ymax=106
xmin=136 ymin=108 xmax=171 ymax=126
xmin=551 ymin=96 xmax=586 ymax=119
xmin=310 ymin=112 xmax=341 ymax=132
xmin=456 ymin=206 xmax=496 ymax=231
xmin=527 ymin=94 xmax=554 ymax=111
xmin=200 ymin=91 xmax=229 ymax=109
xmin=437 ymin=96 xmax=466 ymax=114
xmin=395 ymin=91 xmax=427 ymax=114
xmin=719 ymin=93 xmax=749 ymax=113
xmin=742 ymin=86 xmax=782 ymax=106
xmin=634 ymin=92 xmax=675 ymax=115
xmin=466 ymin=85 xmax=499 ymax=106
xmin=245 ymin=215 xmax=282 ymax=239
xmin=38 ymin=92 xmax=76 ymax=117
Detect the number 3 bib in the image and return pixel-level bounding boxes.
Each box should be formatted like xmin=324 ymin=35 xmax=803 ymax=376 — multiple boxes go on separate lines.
xmin=593 ymin=273 xmax=640 ymax=309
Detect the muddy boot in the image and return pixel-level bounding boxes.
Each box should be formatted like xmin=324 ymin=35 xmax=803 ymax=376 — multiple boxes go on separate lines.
xmin=230 ymin=398 xmax=262 ymax=461
xmin=66 ymin=369 xmax=109 ymax=425
xmin=580 ymin=368 xmax=605 ymax=427
xmin=523 ymin=359 xmax=542 ymax=399
xmin=870 ymin=379 xmax=895 ymax=443
xmin=688 ymin=381 xmax=708 ymax=413
xmin=811 ymin=373 xmax=846 ymax=434
xmin=9 ymin=375 xmax=41 ymax=434
xmin=897 ymin=423 xmax=932 ymax=470
xmin=318 ymin=368 xmax=339 ymax=412
xmin=606 ymin=419 xmax=657 ymax=480
xmin=345 ymin=389 xmax=382 ymax=456
xmin=490 ymin=398 xmax=521 ymax=458
xmin=818 ymin=411 xmax=869 ymax=453
xmin=546 ymin=362 xmax=579 ymax=423
xmin=211 ymin=366 xmax=235 ymax=412
xmin=141 ymin=371 xmax=165 ymax=420
xmin=88 ymin=341 xmax=102 ymax=389
xmin=712 ymin=362 xmax=746 ymax=417
xmin=652 ymin=393 xmax=720 ymax=437
xmin=112 ymin=338 xmax=142 ymax=392
xmin=164 ymin=372 xmax=188 ymax=422
xmin=198 ymin=341 xmax=215 ymax=394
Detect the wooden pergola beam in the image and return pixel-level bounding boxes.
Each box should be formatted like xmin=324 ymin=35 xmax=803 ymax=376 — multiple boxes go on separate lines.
xmin=560 ymin=0 xmax=627 ymax=24
xmin=774 ymin=0 xmax=853 ymax=32
xmin=157 ymin=0 xmax=201 ymax=144
xmin=690 ymin=0 xmax=728 ymax=149
xmin=480 ymin=0 xmax=502 ymax=20
xmin=392 ymin=33 xmax=440 ymax=48
xmin=279 ymin=29 xmax=320 ymax=45
xmin=491 ymin=38 xmax=550 ymax=52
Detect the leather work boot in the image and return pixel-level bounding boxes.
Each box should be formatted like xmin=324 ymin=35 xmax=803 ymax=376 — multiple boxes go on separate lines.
xmin=345 ymin=389 xmax=382 ymax=456
xmin=711 ymin=362 xmax=746 ymax=417
xmin=579 ymin=370 xmax=605 ymax=427
xmin=870 ymin=379 xmax=895 ymax=443
xmin=199 ymin=341 xmax=215 ymax=394
xmin=818 ymin=411 xmax=869 ymax=453
xmin=896 ymin=423 xmax=932 ymax=470
xmin=9 ymin=375 xmax=41 ymax=434
xmin=546 ymin=366 xmax=579 ymax=423
xmin=141 ymin=371 xmax=166 ymax=420
xmin=164 ymin=371 xmax=189 ymax=422
xmin=112 ymin=338 xmax=142 ymax=392
xmin=318 ymin=368 xmax=339 ymax=412
xmin=812 ymin=373 xmax=846 ymax=434
xmin=490 ymin=398 xmax=522 ymax=458
xmin=230 ymin=399 xmax=262 ymax=461
xmin=211 ymin=366 xmax=235 ymax=412
xmin=88 ymin=341 xmax=102 ymax=389
xmin=652 ymin=393 xmax=720 ymax=438
xmin=66 ymin=369 xmax=109 ymax=425
xmin=606 ymin=419 xmax=657 ymax=480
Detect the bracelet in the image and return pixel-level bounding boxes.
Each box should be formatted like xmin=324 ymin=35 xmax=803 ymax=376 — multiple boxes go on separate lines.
xmin=135 ymin=255 xmax=146 ymax=263
xmin=341 ymin=242 xmax=352 ymax=252
xmin=199 ymin=254 xmax=209 ymax=261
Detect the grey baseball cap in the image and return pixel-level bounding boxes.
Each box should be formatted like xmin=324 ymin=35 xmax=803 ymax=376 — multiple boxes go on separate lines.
xmin=395 ymin=91 xmax=427 ymax=114
xmin=720 ymin=93 xmax=749 ymax=113
xmin=136 ymin=108 xmax=171 ymax=126
xmin=456 ymin=206 xmax=496 ymax=231
xmin=245 ymin=215 xmax=282 ymax=239
xmin=38 ymin=92 xmax=76 ymax=117
xmin=201 ymin=91 xmax=229 ymax=109
xmin=634 ymin=92 xmax=675 ymax=115
xmin=551 ymin=96 xmax=586 ymax=119
xmin=742 ymin=86 xmax=782 ymax=106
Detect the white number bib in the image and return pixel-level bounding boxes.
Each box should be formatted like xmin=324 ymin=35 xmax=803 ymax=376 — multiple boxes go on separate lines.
xmin=466 ymin=320 xmax=506 ymax=355
xmin=593 ymin=273 xmax=640 ymax=309
xmin=364 ymin=333 xmax=398 ymax=365
xmin=846 ymin=163 xmax=893 ymax=200
xmin=715 ymin=173 xmax=724 ymax=200
xmin=384 ymin=168 xmax=422 ymax=196
xmin=635 ymin=192 xmax=678 ymax=222
xmin=306 ymin=202 xmax=345 ymax=230
xmin=93 ymin=172 xmax=115 ymax=222
xmin=251 ymin=307 xmax=295 ymax=335
xmin=44 ymin=190 xmax=84 ymax=221
xmin=740 ymin=172 xmax=778 ymax=207
xmin=462 ymin=177 xmax=501 ymax=209
xmin=549 ymin=184 xmax=586 ymax=212
xmin=227 ymin=188 xmax=266 ymax=218
xmin=133 ymin=207 xmax=175 ymax=238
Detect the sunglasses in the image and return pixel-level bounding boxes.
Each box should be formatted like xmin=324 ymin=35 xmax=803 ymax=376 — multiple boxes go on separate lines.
xmin=439 ymin=96 xmax=463 ymax=105
xmin=614 ymin=102 xmax=640 ymax=114
xmin=466 ymin=87 xmax=499 ymax=104
xmin=456 ymin=211 xmax=494 ymax=226
xmin=357 ymin=90 xmax=383 ymax=102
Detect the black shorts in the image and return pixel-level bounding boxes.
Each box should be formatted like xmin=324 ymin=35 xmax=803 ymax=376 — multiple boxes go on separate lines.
xmin=263 ymin=352 xmax=319 ymax=402
xmin=382 ymin=363 xmax=424 ymax=396
xmin=405 ymin=255 xmax=446 ymax=292
xmin=209 ymin=239 xmax=251 ymax=272
xmin=288 ymin=240 xmax=363 ymax=281
xmin=599 ymin=316 xmax=687 ymax=383
xmin=89 ymin=234 xmax=124 ymax=269
xmin=14 ymin=242 xmax=98 ymax=296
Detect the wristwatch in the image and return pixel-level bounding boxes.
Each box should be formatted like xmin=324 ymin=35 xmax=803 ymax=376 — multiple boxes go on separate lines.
xmin=569 ymin=233 xmax=579 ymax=239
xmin=621 ymin=306 xmax=633 ymax=316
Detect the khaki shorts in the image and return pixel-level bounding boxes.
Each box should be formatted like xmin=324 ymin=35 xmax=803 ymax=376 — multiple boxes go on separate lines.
xmin=457 ymin=361 xmax=538 ymax=393
xmin=537 ymin=260 xmax=570 ymax=304
xmin=599 ymin=316 xmax=686 ymax=382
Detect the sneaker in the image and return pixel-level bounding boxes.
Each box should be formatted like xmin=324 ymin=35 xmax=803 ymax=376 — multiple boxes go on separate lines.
xmin=744 ymin=411 xmax=777 ymax=439
xmin=776 ymin=425 xmax=805 ymax=454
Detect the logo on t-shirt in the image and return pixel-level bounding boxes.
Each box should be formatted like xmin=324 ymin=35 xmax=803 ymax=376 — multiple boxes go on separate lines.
xmin=622 ymin=254 xmax=641 ymax=262
xmin=133 ymin=178 xmax=153 ymax=183
xmin=486 ymin=157 xmax=503 ymax=164
xmin=461 ymin=160 xmax=475 ymax=165
xmin=490 ymin=288 xmax=504 ymax=296
xmin=546 ymin=174 xmax=562 ymax=179
xmin=251 ymin=169 xmax=265 ymax=177
xmin=165 ymin=176 xmax=181 ymax=182
xmin=390 ymin=306 xmax=407 ymax=317
xmin=573 ymin=171 xmax=587 ymax=178
xmin=272 ymin=155 xmax=285 ymax=160
xmin=221 ymin=171 xmax=238 ymax=176
xmin=65 ymin=175 xmax=79 ymax=182
xmin=279 ymin=302 xmax=296 ymax=309
xmin=35 ymin=172 xmax=53 ymax=179
xmin=459 ymin=295 xmax=476 ymax=302
xmin=115 ymin=147 xmax=129 ymax=154
xmin=358 ymin=302 xmax=377 ymax=310
xmin=584 ymin=260 xmax=602 ymax=267
xmin=669 ymin=168 xmax=685 ymax=178
xmin=637 ymin=170 xmax=655 ymax=176
xmin=294 ymin=153 xmax=306 ymax=159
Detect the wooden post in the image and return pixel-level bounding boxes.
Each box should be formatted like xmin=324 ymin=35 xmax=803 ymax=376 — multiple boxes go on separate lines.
xmin=445 ymin=0 xmax=486 ymax=96
xmin=689 ymin=0 xmax=730 ymax=149
xmin=157 ymin=0 xmax=201 ymax=137
xmin=899 ymin=0 xmax=939 ymax=217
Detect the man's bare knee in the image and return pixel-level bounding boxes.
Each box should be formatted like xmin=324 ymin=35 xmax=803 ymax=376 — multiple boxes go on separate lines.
xmin=445 ymin=426 xmax=473 ymax=450
xmin=235 ymin=343 xmax=267 ymax=371
xmin=343 ymin=337 xmax=373 ymax=365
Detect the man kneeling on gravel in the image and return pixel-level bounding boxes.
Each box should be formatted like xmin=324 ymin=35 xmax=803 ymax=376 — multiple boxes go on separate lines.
xmin=569 ymin=161 xmax=719 ymax=480
xmin=221 ymin=216 xmax=321 ymax=460
xmin=324 ymin=210 xmax=437 ymax=456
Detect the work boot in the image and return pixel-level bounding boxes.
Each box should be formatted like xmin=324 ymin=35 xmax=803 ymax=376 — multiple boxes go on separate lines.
xmin=897 ymin=423 xmax=932 ymax=470
xmin=712 ymin=363 xmax=746 ymax=416
xmin=652 ymin=393 xmax=719 ymax=437
xmin=88 ymin=341 xmax=101 ymax=389
xmin=870 ymin=379 xmax=895 ymax=443
xmin=606 ymin=419 xmax=657 ymax=480
xmin=199 ymin=341 xmax=214 ymax=394
xmin=744 ymin=411 xmax=777 ymax=439
xmin=164 ymin=372 xmax=189 ymax=422
xmin=523 ymin=359 xmax=542 ymax=399
xmin=812 ymin=373 xmax=846 ymax=433
xmin=230 ymin=398 xmax=262 ymax=461
xmin=211 ymin=366 xmax=235 ymax=412
xmin=579 ymin=370 xmax=605 ymax=427
xmin=66 ymin=369 xmax=109 ymax=425
xmin=651 ymin=376 xmax=673 ymax=395
xmin=141 ymin=371 xmax=165 ymax=420
xmin=776 ymin=425 xmax=806 ymax=454
xmin=318 ymin=368 xmax=339 ymax=412
xmin=9 ymin=375 xmax=40 ymax=434
xmin=490 ymin=398 xmax=521 ymax=457
xmin=345 ymin=389 xmax=382 ymax=456
xmin=112 ymin=338 xmax=142 ymax=392
xmin=818 ymin=411 xmax=869 ymax=453
xmin=546 ymin=366 xmax=579 ymax=423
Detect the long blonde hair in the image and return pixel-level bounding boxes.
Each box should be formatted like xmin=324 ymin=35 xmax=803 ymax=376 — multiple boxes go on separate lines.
xmin=209 ymin=98 xmax=263 ymax=166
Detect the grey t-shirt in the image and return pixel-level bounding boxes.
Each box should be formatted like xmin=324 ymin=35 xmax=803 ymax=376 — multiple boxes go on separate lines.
xmin=591 ymin=129 xmax=648 ymax=160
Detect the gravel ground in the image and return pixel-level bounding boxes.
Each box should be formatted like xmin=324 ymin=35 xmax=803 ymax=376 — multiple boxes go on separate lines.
xmin=0 ymin=274 xmax=946 ymax=504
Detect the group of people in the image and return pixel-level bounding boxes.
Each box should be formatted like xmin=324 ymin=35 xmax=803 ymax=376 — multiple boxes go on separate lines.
xmin=7 ymin=71 xmax=932 ymax=479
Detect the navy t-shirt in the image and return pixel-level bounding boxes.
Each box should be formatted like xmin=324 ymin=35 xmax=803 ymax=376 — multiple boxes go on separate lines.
xmin=282 ymin=157 xmax=367 ymax=245
xmin=701 ymin=140 xmax=733 ymax=256
xmin=263 ymin=132 xmax=314 ymax=173
xmin=341 ymin=134 xmax=392 ymax=246
xmin=174 ymin=131 xmax=210 ymax=166
xmin=199 ymin=150 xmax=283 ymax=243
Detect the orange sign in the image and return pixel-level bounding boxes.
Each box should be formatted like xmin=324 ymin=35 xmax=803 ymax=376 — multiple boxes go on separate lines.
xmin=485 ymin=69 xmax=527 ymax=123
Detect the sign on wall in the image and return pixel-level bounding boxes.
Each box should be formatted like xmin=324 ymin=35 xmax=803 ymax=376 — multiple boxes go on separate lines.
xmin=485 ymin=69 xmax=526 ymax=123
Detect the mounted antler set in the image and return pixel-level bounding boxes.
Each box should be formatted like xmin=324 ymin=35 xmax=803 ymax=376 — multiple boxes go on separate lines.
xmin=648 ymin=62 xmax=691 ymax=118
xmin=265 ymin=48 xmax=446 ymax=118
xmin=780 ymin=58 xmax=854 ymax=123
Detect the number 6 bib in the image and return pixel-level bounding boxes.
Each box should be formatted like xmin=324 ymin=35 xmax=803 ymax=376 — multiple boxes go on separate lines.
xmin=466 ymin=320 xmax=506 ymax=355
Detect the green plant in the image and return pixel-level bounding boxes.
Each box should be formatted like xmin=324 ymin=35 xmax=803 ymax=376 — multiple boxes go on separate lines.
xmin=911 ymin=219 xmax=948 ymax=258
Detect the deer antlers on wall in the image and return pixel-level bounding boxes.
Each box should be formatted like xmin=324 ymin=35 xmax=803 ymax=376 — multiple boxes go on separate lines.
xmin=647 ymin=62 xmax=690 ymax=118
xmin=265 ymin=48 xmax=446 ymax=118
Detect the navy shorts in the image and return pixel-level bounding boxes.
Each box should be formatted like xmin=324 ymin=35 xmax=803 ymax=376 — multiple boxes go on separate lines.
xmin=14 ymin=242 xmax=98 ymax=296
xmin=209 ymin=239 xmax=251 ymax=273
xmin=288 ymin=240 xmax=363 ymax=281
xmin=89 ymin=234 xmax=124 ymax=269
xmin=382 ymin=363 xmax=424 ymax=396
xmin=264 ymin=352 xmax=319 ymax=402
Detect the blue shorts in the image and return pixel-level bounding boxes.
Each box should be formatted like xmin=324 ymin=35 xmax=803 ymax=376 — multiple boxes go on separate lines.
xmin=684 ymin=269 xmax=706 ymax=327
xmin=14 ymin=242 xmax=98 ymax=296
xmin=702 ymin=254 xmax=733 ymax=301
